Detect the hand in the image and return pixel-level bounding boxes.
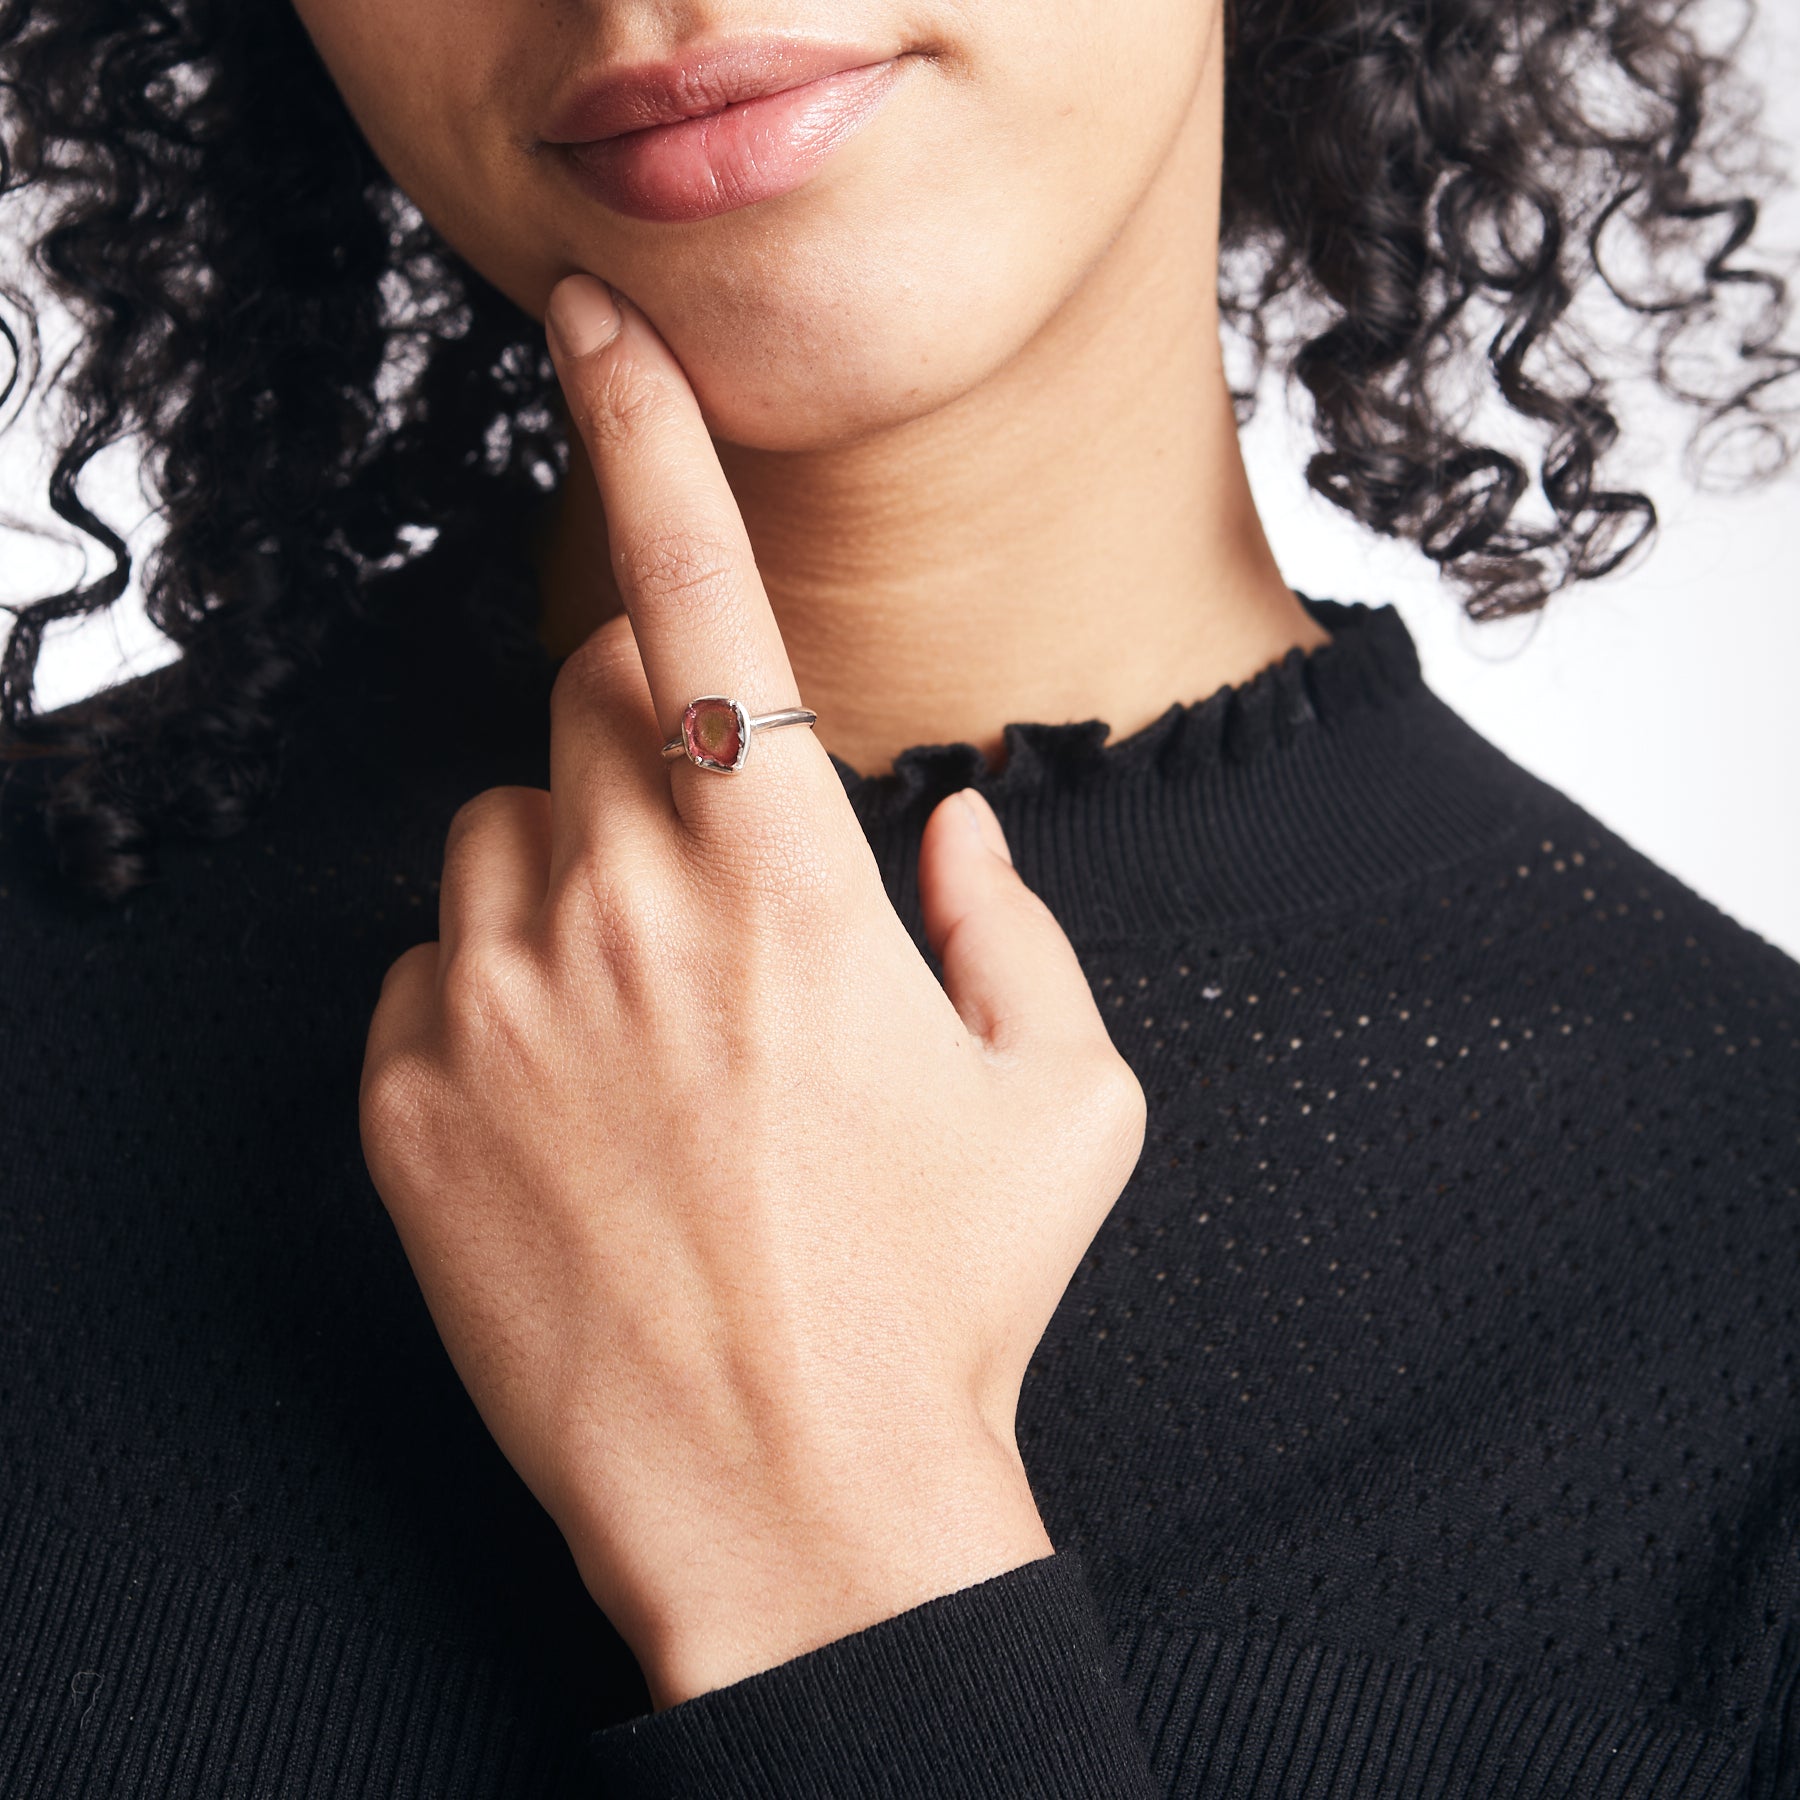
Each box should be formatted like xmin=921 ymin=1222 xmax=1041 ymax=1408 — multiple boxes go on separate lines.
xmin=358 ymin=274 xmax=1147 ymax=1710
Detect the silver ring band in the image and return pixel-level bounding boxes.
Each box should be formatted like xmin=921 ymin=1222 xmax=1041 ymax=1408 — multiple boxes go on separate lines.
xmin=661 ymin=696 xmax=818 ymax=774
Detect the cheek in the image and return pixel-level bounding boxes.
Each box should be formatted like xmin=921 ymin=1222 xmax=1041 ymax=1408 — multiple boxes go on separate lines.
xmin=292 ymin=0 xmax=528 ymax=266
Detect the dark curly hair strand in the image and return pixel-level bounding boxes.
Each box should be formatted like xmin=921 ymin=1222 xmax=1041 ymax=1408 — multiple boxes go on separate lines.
xmin=0 ymin=0 xmax=1793 ymax=897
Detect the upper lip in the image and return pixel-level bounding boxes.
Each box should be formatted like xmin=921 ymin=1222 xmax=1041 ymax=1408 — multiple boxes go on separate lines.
xmin=543 ymin=37 xmax=897 ymax=145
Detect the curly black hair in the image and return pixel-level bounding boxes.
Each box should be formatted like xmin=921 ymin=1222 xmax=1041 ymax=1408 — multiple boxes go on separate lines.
xmin=0 ymin=0 xmax=1793 ymax=898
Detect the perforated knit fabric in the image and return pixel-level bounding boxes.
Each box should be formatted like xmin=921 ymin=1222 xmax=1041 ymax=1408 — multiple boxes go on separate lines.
xmin=0 ymin=575 xmax=1794 ymax=1799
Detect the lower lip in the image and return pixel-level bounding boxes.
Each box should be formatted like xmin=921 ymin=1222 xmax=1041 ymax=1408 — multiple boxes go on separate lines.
xmin=561 ymin=59 xmax=904 ymax=224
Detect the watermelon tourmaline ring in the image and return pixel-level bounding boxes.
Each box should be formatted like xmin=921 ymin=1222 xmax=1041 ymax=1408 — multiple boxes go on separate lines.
xmin=659 ymin=695 xmax=819 ymax=775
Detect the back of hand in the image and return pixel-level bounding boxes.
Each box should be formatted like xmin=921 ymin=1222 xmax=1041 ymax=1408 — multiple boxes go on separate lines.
xmin=359 ymin=276 xmax=1146 ymax=1710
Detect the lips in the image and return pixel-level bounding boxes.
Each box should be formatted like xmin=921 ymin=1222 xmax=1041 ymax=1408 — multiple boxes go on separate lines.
xmin=544 ymin=39 xmax=908 ymax=224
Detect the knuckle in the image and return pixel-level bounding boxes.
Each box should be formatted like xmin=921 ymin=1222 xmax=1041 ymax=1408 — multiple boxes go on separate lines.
xmin=444 ymin=785 xmax=531 ymax=860
xmin=550 ymin=618 xmax=641 ymax=720
xmin=1000 ymin=880 xmax=1061 ymax=937
xmin=375 ymin=938 xmax=436 ymax=1005
xmin=1100 ymin=1053 xmax=1149 ymax=1138
xmin=359 ymin=1042 xmax=437 ymax=1158
xmin=615 ymin=525 xmax=742 ymax=629
xmin=1056 ymin=1046 xmax=1147 ymax=1163
xmin=437 ymin=940 xmax=541 ymax=1042
xmin=1093 ymin=1054 xmax=1149 ymax=1163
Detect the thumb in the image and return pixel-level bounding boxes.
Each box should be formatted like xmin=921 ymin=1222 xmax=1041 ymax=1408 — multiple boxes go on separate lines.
xmin=918 ymin=788 xmax=1103 ymax=1055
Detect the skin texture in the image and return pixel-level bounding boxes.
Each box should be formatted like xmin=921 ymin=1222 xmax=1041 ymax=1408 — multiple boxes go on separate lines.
xmin=299 ymin=0 xmax=1207 ymax=447
xmin=292 ymin=0 xmax=1328 ymax=775
xmin=303 ymin=0 xmax=1328 ymax=1706
xmin=364 ymin=281 xmax=1144 ymax=1705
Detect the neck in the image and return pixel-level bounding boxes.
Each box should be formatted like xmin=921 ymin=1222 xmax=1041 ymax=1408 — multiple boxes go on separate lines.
xmin=533 ymin=28 xmax=1326 ymax=775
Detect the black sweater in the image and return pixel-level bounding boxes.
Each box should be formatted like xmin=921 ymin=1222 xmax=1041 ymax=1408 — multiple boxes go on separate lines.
xmin=1 ymin=577 xmax=1795 ymax=1799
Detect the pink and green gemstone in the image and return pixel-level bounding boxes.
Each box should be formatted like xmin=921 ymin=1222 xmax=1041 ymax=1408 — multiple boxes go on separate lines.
xmin=680 ymin=696 xmax=750 ymax=772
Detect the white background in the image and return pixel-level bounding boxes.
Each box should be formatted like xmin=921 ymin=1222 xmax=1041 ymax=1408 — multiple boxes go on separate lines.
xmin=1238 ymin=0 xmax=1800 ymax=960
xmin=3 ymin=11 xmax=1797 ymax=955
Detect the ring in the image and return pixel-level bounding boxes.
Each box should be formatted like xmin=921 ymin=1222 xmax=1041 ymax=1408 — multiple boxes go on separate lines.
xmin=660 ymin=695 xmax=818 ymax=774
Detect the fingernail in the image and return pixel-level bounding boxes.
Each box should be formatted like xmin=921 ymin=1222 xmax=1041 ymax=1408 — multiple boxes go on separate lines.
xmin=957 ymin=789 xmax=1013 ymax=866
xmin=547 ymin=274 xmax=622 ymax=359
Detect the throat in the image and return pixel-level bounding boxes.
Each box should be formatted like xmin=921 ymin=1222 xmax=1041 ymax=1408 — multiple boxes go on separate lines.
xmin=532 ymin=400 xmax=1327 ymax=779
xmin=530 ymin=28 xmax=1326 ymax=773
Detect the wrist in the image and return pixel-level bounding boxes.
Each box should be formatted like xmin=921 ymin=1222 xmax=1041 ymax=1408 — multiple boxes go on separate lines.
xmin=575 ymin=1425 xmax=1053 ymax=1710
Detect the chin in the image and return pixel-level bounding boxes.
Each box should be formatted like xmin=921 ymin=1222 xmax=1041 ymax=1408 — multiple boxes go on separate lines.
xmin=619 ymin=272 xmax=1049 ymax=455
xmin=544 ymin=173 xmax=1073 ymax=454
xmin=659 ymin=305 xmax=992 ymax=453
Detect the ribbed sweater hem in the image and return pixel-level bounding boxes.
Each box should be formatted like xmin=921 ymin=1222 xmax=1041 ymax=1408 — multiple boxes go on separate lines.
xmin=0 ymin=1482 xmax=1766 ymax=1799
xmin=0 ymin=1498 xmax=588 ymax=1800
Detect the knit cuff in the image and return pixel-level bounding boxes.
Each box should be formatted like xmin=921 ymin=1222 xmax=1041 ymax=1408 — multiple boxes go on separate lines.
xmin=586 ymin=1551 xmax=1158 ymax=1799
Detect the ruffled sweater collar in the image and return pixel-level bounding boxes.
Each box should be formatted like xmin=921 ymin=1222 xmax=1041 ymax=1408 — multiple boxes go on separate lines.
xmin=806 ymin=595 xmax=1533 ymax=942
xmin=824 ymin=596 xmax=1425 ymax=828
xmin=363 ymin=578 xmax=1536 ymax=944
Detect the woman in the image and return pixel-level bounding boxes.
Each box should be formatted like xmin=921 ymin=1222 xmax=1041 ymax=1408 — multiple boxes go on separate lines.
xmin=1 ymin=0 xmax=1794 ymax=1793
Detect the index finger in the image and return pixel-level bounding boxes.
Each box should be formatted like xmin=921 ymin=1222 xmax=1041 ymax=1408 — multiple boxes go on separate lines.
xmin=545 ymin=275 xmax=804 ymax=775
